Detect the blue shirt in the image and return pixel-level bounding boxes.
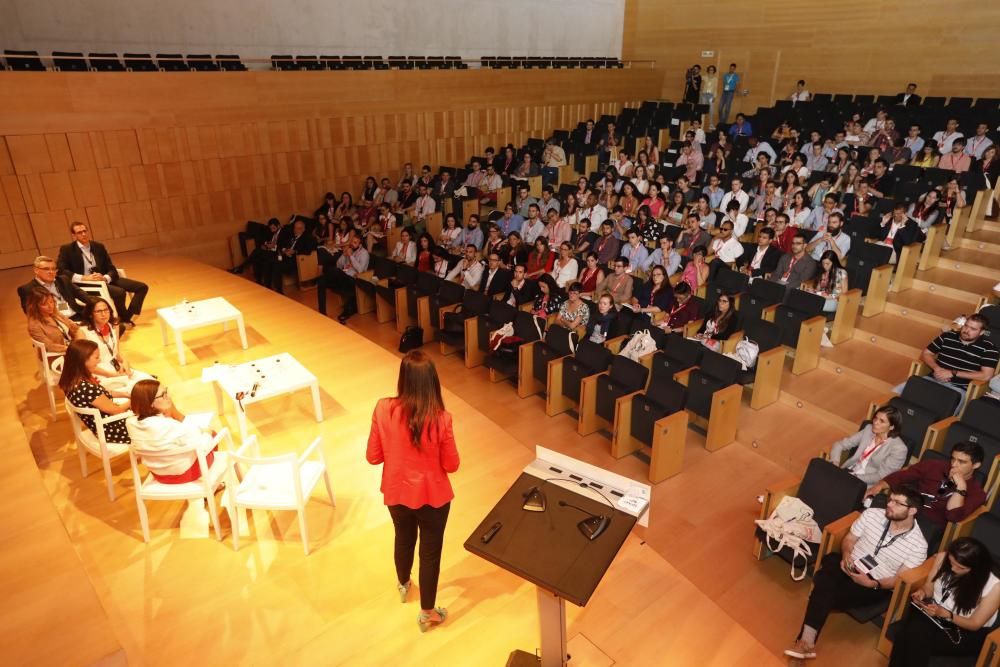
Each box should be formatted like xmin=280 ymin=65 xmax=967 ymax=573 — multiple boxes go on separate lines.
xmin=728 ymin=120 xmax=753 ymax=137
xmin=460 ymin=226 xmax=484 ymax=250
xmin=496 ymin=215 xmax=524 ymax=236
xmin=642 ymin=248 xmax=682 ymax=276
xmin=621 ymin=243 xmax=649 ymax=270
xmin=723 ymin=72 xmax=740 ymax=92
xmin=702 ymin=186 xmax=725 ymax=209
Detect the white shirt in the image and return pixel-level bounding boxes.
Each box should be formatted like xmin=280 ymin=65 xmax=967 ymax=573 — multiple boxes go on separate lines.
xmin=125 ymin=414 xmax=215 ymax=476
xmin=933 ymin=130 xmax=964 ymax=153
xmin=413 ymin=195 xmax=436 ymax=219
xmin=790 ymin=89 xmax=810 ymax=104
xmin=966 ymin=135 xmax=994 ymax=159
xmin=710 ymin=236 xmax=744 ymax=264
xmin=720 ymin=189 xmax=750 ymax=213
xmin=550 ymin=258 xmax=579 ymax=288
xmin=72 ymin=242 xmax=111 ymax=283
xmin=723 ymin=212 xmax=749 ymax=237
xmin=849 ymin=508 xmax=927 ymax=581
xmin=447 ymin=259 xmax=483 ymax=290
xmin=934 ymin=572 xmax=1000 ymax=626
xmin=584 ymin=204 xmax=609 ymax=232
xmin=521 ymin=218 xmax=546 ymax=245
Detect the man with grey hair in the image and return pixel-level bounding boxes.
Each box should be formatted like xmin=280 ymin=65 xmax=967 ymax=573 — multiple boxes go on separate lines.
xmin=17 ymin=255 xmax=92 ymax=320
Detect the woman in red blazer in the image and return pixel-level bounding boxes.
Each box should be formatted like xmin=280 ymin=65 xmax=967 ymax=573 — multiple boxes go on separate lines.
xmin=367 ymin=350 xmax=460 ymax=632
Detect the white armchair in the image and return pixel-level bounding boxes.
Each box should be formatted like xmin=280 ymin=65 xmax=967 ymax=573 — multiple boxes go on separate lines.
xmin=228 ymin=436 xmax=335 ymax=555
xmin=31 ymin=338 xmax=63 ymax=418
xmin=65 ymin=399 xmax=132 ymax=501
xmin=127 ymin=427 xmax=233 ymax=542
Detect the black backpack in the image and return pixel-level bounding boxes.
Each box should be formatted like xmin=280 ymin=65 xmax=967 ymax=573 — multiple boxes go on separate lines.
xmin=398 ymin=326 xmax=424 ymax=353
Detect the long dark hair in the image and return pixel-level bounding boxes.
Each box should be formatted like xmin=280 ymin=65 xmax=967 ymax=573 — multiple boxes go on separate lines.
xmin=536 ymin=273 xmax=564 ymax=301
xmin=58 ymin=339 xmax=99 ymax=393
xmin=934 ymin=537 xmax=996 ymax=616
xmin=396 ymin=350 xmax=445 ymax=450
xmin=710 ymin=292 xmax=735 ymax=333
xmin=82 ymin=296 xmax=119 ymax=330
xmin=815 ymin=250 xmax=844 ymax=284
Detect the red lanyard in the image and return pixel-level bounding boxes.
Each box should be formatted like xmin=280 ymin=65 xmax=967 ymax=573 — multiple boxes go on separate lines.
xmin=858 ymin=435 xmax=887 ymax=462
xmin=783 ymin=255 xmax=800 ymax=279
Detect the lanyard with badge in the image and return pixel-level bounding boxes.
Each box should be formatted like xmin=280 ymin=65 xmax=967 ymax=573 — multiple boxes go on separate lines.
xmin=856 ymin=520 xmax=912 ymax=575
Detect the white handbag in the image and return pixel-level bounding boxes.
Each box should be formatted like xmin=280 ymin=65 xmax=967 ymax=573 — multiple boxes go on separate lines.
xmin=754 ymin=495 xmax=822 ymax=581
xmin=619 ymin=329 xmax=657 ymax=361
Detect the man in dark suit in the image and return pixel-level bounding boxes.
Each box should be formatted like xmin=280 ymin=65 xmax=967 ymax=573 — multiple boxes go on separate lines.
xmin=738 ymin=227 xmax=784 ymax=278
xmin=57 ymin=221 xmax=148 ymax=326
xmin=432 ymin=170 xmax=455 ymax=203
xmin=265 ymin=218 xmax=316 ymax=293
xmin=894 ymin=83 xmax=921 ymax=107
xmin=873 ymin=203 xmax=925 ymax=259
xmin=507 ymin=264 xmax=538 ymax=306
xmin=479 ymin=251 xmax=513 ymax=300
xmin=18 ymin=255 xmax=94 ymax=319
xmin=768 ymin=231 xmax=817 ymax=292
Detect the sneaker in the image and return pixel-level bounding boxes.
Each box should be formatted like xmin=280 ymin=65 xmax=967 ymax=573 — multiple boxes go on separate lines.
xmin=783 ymin=640 xmax=816 ymax=660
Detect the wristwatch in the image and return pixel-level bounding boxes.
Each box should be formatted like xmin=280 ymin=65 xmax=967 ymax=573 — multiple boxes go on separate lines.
xmin=956 ymin=489 xmax=967 ymax=497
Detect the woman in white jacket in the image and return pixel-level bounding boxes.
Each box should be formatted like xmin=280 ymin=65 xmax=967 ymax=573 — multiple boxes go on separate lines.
xmin=828 ymin=405 xmax=908 ymax=485
xmin=126 ymin=379 xmax=217 ymax=484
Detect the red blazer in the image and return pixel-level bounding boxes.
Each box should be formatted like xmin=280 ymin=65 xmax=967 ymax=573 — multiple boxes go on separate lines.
xmin=366 ymin=397 xmax=460 ymax=509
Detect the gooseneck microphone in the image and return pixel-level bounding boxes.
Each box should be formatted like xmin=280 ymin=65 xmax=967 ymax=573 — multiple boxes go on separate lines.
xmin=558 ymin=500 xmax=611 ymax=541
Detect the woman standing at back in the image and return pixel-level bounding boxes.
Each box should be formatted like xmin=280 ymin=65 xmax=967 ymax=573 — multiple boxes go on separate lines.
xmin=367 ymin=350 xmax=460 ymax=632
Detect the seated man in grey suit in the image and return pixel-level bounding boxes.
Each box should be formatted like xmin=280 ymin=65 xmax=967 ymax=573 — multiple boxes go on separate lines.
xmin=768 ymin=231 xmax=817 ymax=293
xmin=18 ymin=255 xmax=93 ymax=321
xmin=829 ymin=405 xmax=908 ymax=485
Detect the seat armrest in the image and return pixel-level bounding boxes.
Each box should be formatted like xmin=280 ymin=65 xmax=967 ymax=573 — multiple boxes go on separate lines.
xmin=758 ymin=473 xmax=802 ymax=521
xmin=356 ymin=270 xmax=374 ymax=283
xmin=683 ymin=318 xmax=704 ymax=338
xmin=909 ymin=359 xmax=930 ymax=377
xmin=920 ymin=416 xmax=958 ymax=457
xmin=816 ymin=511 xmax=860 ymax=562
xmin=299 ymin=436 xmax=324 ymax=464
xmin=211 ymin=427 xmax=233 ymax=451
xmin=604 ymin=335 xmax=628 ymax=354
xmin=673 ymin=365 xmax=698 ymax=387
xmin=721 ymin=329 xmax=743 ymax=354
xmin=761 ymin=303 xmax=779 ymax=322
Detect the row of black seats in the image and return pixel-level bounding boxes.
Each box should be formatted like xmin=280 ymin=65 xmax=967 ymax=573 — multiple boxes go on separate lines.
xmin=1 ymin=50 xmax=247 ymax=72
xmin=481 ymin=57 xmax=624 ymax=70
xmin=805 ymin=93 xmax=1000 ymax=112
xmin=271 ymin=55 xmax=469 ymax=71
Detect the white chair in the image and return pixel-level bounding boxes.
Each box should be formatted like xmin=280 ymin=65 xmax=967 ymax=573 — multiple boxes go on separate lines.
xmin=66 ymin=399 xmax=132 ymax=501
xmin=76 ymin=267 xmax=127 ymax=318
xmin=31 ymin=338 xmax=63 ymax=418
xmin=127 ymin=428 xmax=233 ymax=543
xmin=229 ymin=436 xmax=335 ymax=555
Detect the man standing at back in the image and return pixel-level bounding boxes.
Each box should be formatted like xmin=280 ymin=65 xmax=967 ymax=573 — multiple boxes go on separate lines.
xmin=57 ymin=221 xmax=148 ymax=328
xmin=719 ymin=63 xmax=740 ymax=125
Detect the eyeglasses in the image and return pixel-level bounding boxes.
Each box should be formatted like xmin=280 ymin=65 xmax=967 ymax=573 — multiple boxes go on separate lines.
xmin=886 ymin=498 xmax=912 ymax=508
xmin=92 ymin=307 xmax=111 ymax=314
xmin=154 ymin=388 xmax=169 ymax=400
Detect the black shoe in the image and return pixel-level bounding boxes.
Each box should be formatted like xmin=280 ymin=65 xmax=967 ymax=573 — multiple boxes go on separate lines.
xmin=228 ymin=267 xmax=243 ymax=274
xmin=123 ymin=320 xmax=136 ymax=329
xmin=118 ymin=323 xmax=127 ymax=338
xmin=337 ymin=314 xmax=349 ymax=325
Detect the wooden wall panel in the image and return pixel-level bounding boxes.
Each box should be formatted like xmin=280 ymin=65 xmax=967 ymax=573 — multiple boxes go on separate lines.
xmin=623 ymin=0 xmax=999 ymax=115
xmin=0 ymin=69 xmax=660 ymax=268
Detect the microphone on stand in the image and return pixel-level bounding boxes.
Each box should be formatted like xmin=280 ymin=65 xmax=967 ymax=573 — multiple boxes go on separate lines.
xmin=558 ymin=500 xmax=611 ymax=541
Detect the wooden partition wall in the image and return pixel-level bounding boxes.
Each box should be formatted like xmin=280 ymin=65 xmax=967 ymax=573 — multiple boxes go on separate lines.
xmin=0 ymin=68 xmax=662 ymax=269
xmin=623 ymin=0 xmax=1000 ymax=117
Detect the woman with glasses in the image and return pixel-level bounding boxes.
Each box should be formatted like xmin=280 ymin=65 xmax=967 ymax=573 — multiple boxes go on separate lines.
xmin=80 ymin=297 xmax=152 ymax=390
xmin=125 ymin=379 xmax=219 ymax=484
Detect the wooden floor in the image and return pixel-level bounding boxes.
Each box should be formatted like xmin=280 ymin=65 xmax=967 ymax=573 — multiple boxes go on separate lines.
xmin=8 ymin=238 xmax=994 ymax=666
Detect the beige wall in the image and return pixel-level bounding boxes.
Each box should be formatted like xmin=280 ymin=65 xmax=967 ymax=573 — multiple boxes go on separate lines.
xmin=0 ymin=68 xmax=661 ymax=268
xmin=623 ymin=0 xmax=1000 ymax=116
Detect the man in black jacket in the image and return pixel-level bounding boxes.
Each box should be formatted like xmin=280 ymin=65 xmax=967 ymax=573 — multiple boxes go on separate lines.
xmin=265 ymin=218 xmax=316 ymax=293
xmin=57 ymin=222 xmax=148 ymax=326
xmin=479 ymin=252 xmax=513 ymax=300
xmin=18 ymin=255 xmax=93 ymax=319
xmin=893 ymin=83 xmax=921 ymax=107
xmin=738 ymin=227 xmax=783 ymax=278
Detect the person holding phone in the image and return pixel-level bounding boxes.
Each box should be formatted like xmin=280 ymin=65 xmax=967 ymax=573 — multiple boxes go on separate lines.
xmin=890 ymin=537 xmax=1000 ymax=666
xmin=785 ymin=486 xmax=927 ymax=661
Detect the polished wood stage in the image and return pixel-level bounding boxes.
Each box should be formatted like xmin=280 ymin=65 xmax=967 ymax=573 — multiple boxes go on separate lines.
xmin=3 ymin=252 xmax=902 ymax=666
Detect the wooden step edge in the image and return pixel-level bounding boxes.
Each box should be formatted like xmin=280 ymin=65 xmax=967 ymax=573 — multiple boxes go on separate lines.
xmin=959 ymin=238 xmax=1000 ymax=256
xmin=933 ymin=257 xmax=1000 ymax=280
xmin=883 ymin=301 xmax=961 ymax=328
xmin=846 ymin=326 xmax=923 ymax=358
xmin=982 ymin=220 xmax=1000 ymax=233
xmin=778 ymin=390 xmax=860 ymax=434
xmin=909 ymin=278 xmax=990 ymax=304
xmin=817 ymin=356 xmax=897 ymax=392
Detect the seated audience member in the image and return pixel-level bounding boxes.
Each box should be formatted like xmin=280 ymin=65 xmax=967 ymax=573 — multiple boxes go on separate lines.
xmin=532 ymin=274 xmax=565 ymax=318
xmin=875 ymin=202 xmax=925 ymax=261
xmin=720 ymin=176 xmax=750 ymax=213
xmin=739 ymin=227 xmax=782 ymax=278
xmin=809 ymin=250 xmax=849 ymax=313
xmin=801 ymin=194 xmax=842 ymax=233
xmin=478 ymin=165 xmax=503 ymax=205
xmin=411 ymin=183 xmax=437 ymax=230
xmin=829 ymin=405 xmax=907 ymax=484
xmin=751 ymin=179 xmax=782 ymax=221
xmin=592 ymin=221 xmax=622 ymax=266
xmin=125 ymin=379 xmax=219 ymax=485
xmin=432 ymin=169 xmax=455 ymax=201
xmin=676 ymin=141 xmax=703 ymax=182
xmin=720 ymin=199 xmax=749 ymax=237
xmin=965 ymin=123 xmax=994 ymax=159
xmin=912 ymin=142 xmax=941 ymax=168
xmin=538 ymin=186 xmax=562 ymax=219
xmin=550 ymin=242 xmax=580 ymax=288
xmin=581 ymin=192 xmax=609 ymax=232
xmin=806 ymin=212 xmax=850 ymax=262
xmin=770 ymin=232 xmax=816 ymax=291
xmin=267 ymin=217 xmax=316 ymax=293
xmin=694 ymin=293 xmax=738 ymax=349
xmin=933 ymin=119 xmax=964 ymax=153
xmin=317 ymin=232 xmax=370 ymax=323
xmin=546 ymin=208 xmax=573 ymax=248
xmin=318 ymin=217 xmax=352 ymax=268
xmin=512 ymin=152 xmax=539 ymax=182
xmin=728 ymin=113 xmax=753 ymax=138
xmin=458 ymin=214 xmax=485 ymax=251
xmin=19 ymin=255 xmax=91 ymax=320
xmin=554 ymin=282 xmax=590 ymax=331
xmin=500 ymin=231 xmax=528 ymax=268
xmin=587 ymin=294 xmax=625 ymax=343
xmin=771 ymin=213 xmax=797 ymax=253
xmin=785 ymin=191 xmax=812 ymax=228
xmin=890 ymin=314 xmax=998 ymax=415
xmin=521 ymin=206 xmax=546 ymax=245
xmin=643 ymin=236 xmax=681 ymax=277
xmin=895 ymin=83 xmax=921 ymax=107
xmin=681 ymin=245 xmax=710 ymax=294
xmin=80 ymin=297 xmax=151 ymax=389
xmin=461 ymin=160 xmax=486 ymax=191
xmin=677 ymin=214 xmax=711 ymax=256
xmin=541 ymin=139 xmax=567 ymax=186
xmin=708 ymin=219 xmax=745 ymax=268
xmin=658 ymin=281 xmax=701 ymax=333
xmin=446 ymin=245 xmax=484 ymax=290
xmin=391 ymin=227 xmax=418 ymax=266
xmin=415 ymin=233 xmax=437 ymax=273
xmin=506 ymin=265 xmax=538 ymax=307
xmin=576 ymin=252 xmax=605 ymax=295
xmin=866 ymin=442 xmax=986 ymax=548
xmin=232 ymin=217 xmax=282 ymax=275
xmin=596 ymin=258 xmax=635 ymax=308
xmin=784 ymin=486 xmax=927 ymax=662
xmin=496 ymin=145 xmax=517 ymax=176
xmin=938 ymin=137 xmax=973 ymax=173
xmin=889 ymin=537 xmax=1000 ymax=667
xmin=394 ymin=180 xmax=418 ymax=216
xmin=702 ymin=174 xmax=725 ymax=210
xmin=483 ymin=224 xmax=504 ymax=259
xmin=438 ymin=213 xmax=463 ymax=251
xmin=514 ymin=184 xmax=538 ymax=218
xmin=526 ymin=237 xmax=555 ymax=280
xmin=479 ymin=252 xmax=512 ymax=299
xmin=25 ymin=287 xmax=80 ymax=353
xmin=59 ymin=339 xmax=131 ymax=444
xmin=364 ymin=204 xmax=395 ymax=252
xmin=496 ymin=204 xmax=524 ymax=237
xmin=908 ymin=190 xmax=942 ymax=232
xmin=628 ymin=265 xmax=674 ymax=323
xmin=621 ymin=230 xmax=649 ymax=273
xmin=315 ymin=191 xmax=337 ymax=221
xmin=58 ymin=221 xmax=148 ymax=328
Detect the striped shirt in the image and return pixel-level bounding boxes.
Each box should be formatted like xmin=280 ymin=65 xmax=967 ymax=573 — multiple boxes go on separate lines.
xmin=849 ymin=509 xmax=927 ymax=580
xmin=928 ymin=331 xmax=999 ymax=387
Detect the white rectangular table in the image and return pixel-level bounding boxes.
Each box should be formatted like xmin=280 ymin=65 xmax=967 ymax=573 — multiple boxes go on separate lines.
xmin=157 ymin=297 xmax=248 ymax=365
xmin=210 ymin=353 xmax=323 ymax=441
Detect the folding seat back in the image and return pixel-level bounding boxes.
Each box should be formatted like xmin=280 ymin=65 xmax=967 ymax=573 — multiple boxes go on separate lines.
xmin=408 ymin=272 xmax=442 ymax=317
xmin=157 ymin=53 xmax=188 ymax=71
xmin=430 ymin=279 xmax=465 ymax=322
xmin=741 ymin=278 xmax=785 ymax=322
xmin=796 ymin=458 xmax=867 ymax=530
xmin=562 ymin=341 xmax=613 ymax=403
xmin=627 ymin=317 xmax=669 ymax=349
xmin=533 ymin=325 xmax=578 ymax=385
xmin=630 ymin=376 xmax=689 ymax=445
xmin=4 ymin=49 xmax=45 ymax=71
xmin=706 ymin=267 xmax=749 ymax=310
xmin=962 ymin=399 xmax=1000 ymax=439
xmin=847 ymin=242 xmax=892 ymax=296
xmin=89 ymin=52 xmax=125 ymax=71
xmin=970 ymin=512 xmax=1000 ymax=562
xmin=922 ymin=96 xmax=946 ymax=108
xmin=216 ymin=54 xmax=246 ymax=71
xmin=775 ymin=289 xmax=825 ymax=348
xmin=187 ymin=54 xmax=218 ymax=71
xmin=650 ymin=336 xmax=703 ymax=385
xmin=596 ymin=356 xmax=650 ymax=422
xmin=376 ymin=262 xmax=416 ymax=302
xmin=889 ymin=376 xmax=964 ymax=459
xmin=295 ymin=55 xmax=322 ymax=71
xmin=686 ymin=350 xmax=742 ymax=419
xmin=477 ymin=300 xmax=518 ymax=352
xmin=53 ymin=51 xmax=87 ymax=72
xmin=979 ymin=305 xmax=1000 ymax=347
xmin=124 ymin=53 xmax=157 ymax=72
xmin=271 ymin=55 xmax=296 ymax=70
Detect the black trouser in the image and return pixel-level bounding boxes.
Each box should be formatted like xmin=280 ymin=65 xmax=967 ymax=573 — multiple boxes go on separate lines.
xmin=799 ymin=553 xmax=891 ymax=638
xmin=387 ymin=502 xmax=451 ymax=610
xmin=108 ymin=277 xmax=148 ymax=322
xmin=316 ymin=269 xmax=357 ymax=316
xmin=269 ymin=256 xmax=295 ymax=293
xmin=249 ymin=248 xmax=278 ymax=282
xmin=889 ymin=605 xmax=991 ymax=667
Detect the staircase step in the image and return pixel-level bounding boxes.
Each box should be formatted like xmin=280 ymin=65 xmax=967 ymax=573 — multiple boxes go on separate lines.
xmin=819 ymin=338 xmax=908 ymax=390
xmin=886 ymin=290 xmax=977 ymax=325
xmin=912 ymin=267 xmax=996 ymax=302
xmin=853 ymin=313 xmax=939 ymax=357
xmin=937 ymin=248 xmax=1000 ymax=277
xmin=962 ymin=229 xmax=1000 ymax=255
xmin=779 ymin=367 xmax=886 ymax=432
